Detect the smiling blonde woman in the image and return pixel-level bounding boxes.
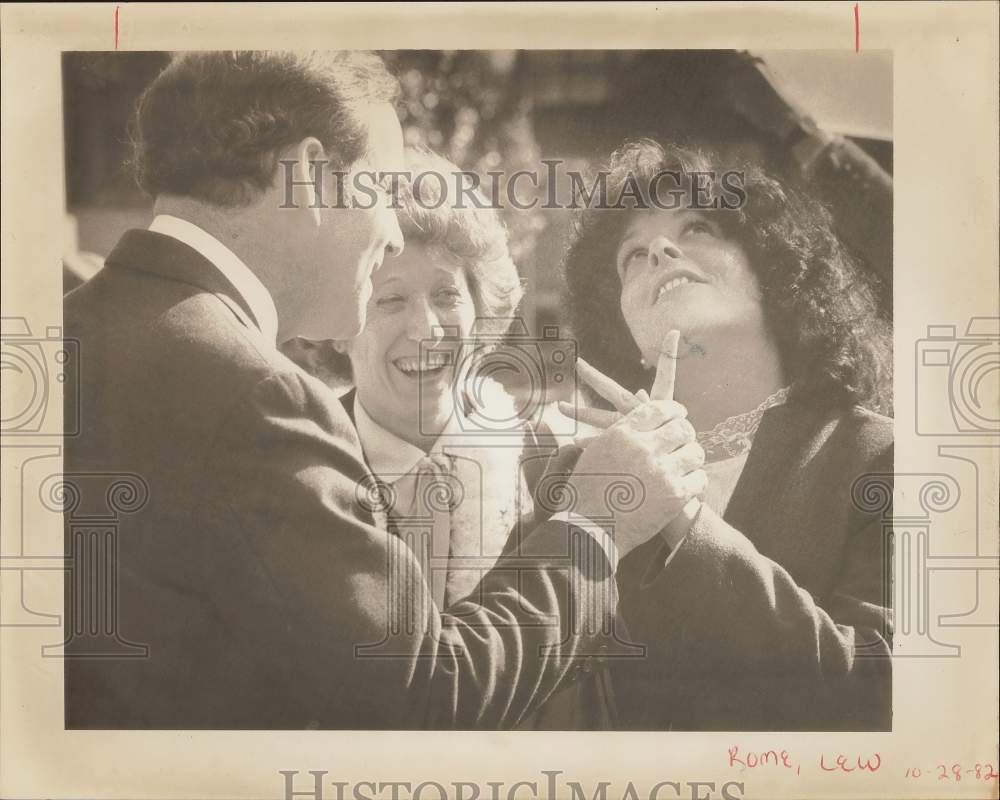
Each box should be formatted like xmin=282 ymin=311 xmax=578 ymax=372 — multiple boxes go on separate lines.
xmin=285 ymin=147 xmax=620 ymax=729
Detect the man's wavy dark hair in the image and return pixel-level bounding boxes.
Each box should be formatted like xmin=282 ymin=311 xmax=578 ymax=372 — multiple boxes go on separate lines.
xmin=564 ymin=139 xmax=892 ymax=415
xmin=131 ymin=50 xmax=399 ymax=207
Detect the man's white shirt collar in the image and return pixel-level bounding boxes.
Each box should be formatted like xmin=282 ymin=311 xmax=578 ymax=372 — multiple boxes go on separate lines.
xmin=149 ymin=214 xmax=279 ymax=345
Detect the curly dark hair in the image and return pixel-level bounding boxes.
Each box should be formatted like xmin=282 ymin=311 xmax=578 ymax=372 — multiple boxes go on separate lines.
xmin=564 ymin=139 xmax=892 ymax=415
xmin=131 ymin=50 xmax=399 ymax=207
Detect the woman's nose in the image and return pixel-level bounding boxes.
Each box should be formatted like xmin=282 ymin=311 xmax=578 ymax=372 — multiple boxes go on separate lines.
xmin=405 ymin=298 xmax=441 ymax=341
xmin=383 ymin=209 xmax=404 ymax=257
xmin=647 ymin=235 xmax=683 ymax=269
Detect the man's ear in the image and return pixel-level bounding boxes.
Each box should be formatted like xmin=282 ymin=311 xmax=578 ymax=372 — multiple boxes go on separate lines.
xmin=287 ymin=137 xmax=328 ymax=226
xmin=332 ymin=339 xmax=352 ymax=355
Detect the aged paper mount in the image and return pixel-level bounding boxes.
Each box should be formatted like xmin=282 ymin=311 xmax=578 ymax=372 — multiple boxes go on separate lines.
xmin=2 ymin=3 xmax=998 ymax=799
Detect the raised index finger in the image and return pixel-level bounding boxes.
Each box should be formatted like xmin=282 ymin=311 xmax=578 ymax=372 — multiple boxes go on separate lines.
xmin=576 ymin=358 xmax=641 ymax=413
xmin=650 ymin=329 xmax=680 ymax=402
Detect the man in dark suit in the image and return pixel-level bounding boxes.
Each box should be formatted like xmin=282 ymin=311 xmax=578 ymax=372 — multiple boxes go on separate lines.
xmin=63 ymin=51 xmax=706 ymax=729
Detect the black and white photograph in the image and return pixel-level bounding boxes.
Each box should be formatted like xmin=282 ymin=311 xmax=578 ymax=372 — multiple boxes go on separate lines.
xmin=59 ymin=47 xmax=894 ymax=732
xmin=2 ymin=4 xmax=997 ymax=800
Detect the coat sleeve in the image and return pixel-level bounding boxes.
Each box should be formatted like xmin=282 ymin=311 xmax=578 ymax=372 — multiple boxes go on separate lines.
xmin=615 ymin=448 xmax=893 ymax=731
xmin=204 ymin=370 xmax=618 ymax=729
xmin=510 ymin=428 xmax=625 ymax=730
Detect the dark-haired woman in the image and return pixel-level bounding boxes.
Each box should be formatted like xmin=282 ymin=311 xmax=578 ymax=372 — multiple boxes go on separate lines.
xmin=564 ymin=140 xmax=893 ymax=731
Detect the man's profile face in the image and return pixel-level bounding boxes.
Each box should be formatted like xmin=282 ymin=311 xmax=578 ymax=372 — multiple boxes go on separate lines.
xmin=299 ymin=102 xmax=406 ymax=340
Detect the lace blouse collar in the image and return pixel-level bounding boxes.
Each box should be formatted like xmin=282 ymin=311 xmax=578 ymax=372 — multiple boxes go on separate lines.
xmin=697 ymin=386 xmax=790 ymax=462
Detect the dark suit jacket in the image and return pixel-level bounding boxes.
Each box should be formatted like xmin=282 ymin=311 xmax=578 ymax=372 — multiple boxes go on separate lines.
xmin=62 ymin=229 xmax=618 ymax=730
xmin=613 ymin=402 xmax=893 ymax=731
xmin=339 ymin=389 xmax=618 ymax=730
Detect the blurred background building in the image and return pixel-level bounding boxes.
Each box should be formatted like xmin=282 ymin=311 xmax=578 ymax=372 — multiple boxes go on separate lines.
xmin=62 ymin=50 xmax=892 ymax=334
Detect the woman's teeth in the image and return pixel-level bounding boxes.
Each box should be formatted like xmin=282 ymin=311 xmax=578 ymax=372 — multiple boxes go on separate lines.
xmin=394 ymin=354 xmax=450 ymax=375
xmin=656 ymin=276 xmax=694 ymax=301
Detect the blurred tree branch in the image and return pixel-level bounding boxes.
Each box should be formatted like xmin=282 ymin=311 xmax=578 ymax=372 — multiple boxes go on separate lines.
xmin=381 ymin=50 xmax=546 ymax=270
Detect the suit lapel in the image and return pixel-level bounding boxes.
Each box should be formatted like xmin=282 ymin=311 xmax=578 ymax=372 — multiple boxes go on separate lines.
xmin=723 ymin=403 xmax=822 ymax=537
xmin=104 ymin=229 xmax=262 ymax=335
xmin=340 ymin=390 xmax=361 ymax=435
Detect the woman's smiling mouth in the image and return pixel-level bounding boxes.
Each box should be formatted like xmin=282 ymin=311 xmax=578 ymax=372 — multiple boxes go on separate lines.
xmin=392 ymin=353 xmax=452 ymax=378
xmin=652 ymin=269 xmax=706 ymax=304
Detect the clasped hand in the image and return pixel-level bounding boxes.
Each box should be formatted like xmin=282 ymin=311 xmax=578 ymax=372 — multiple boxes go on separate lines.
xmin=561 ymin=331 xmax=705 ymax=558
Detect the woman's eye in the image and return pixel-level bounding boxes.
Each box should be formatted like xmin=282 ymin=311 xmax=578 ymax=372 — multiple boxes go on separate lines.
xmin=683 ymin=220 xmax=716 ymax=236
xmin=435 ymin=288 xmax=464 ymax=308
xmin=375 ymin=294 xmax=405 ymax=310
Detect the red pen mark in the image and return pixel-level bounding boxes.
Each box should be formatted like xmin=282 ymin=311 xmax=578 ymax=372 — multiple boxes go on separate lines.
xmin=854 ymin=2 xmax=860 ymax=52
xmin=114 ymin=6 xmax=120 ymax=49
xmin=820 ymin=752 xmax=881 ymax=773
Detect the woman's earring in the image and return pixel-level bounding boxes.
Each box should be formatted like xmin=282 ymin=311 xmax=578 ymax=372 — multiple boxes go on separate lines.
xmin=639 ymin=356 xmax=647 ymax=369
